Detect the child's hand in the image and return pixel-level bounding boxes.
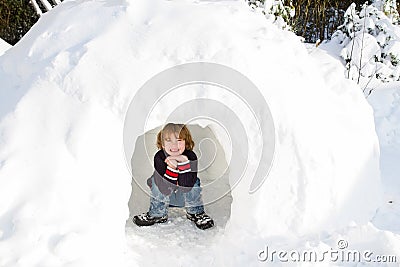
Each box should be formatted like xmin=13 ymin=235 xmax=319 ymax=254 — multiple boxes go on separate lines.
xmin=168 ymin=155 xmax=188 ymax=163
xmin=165 ymin=157 xmax=178 ymax=169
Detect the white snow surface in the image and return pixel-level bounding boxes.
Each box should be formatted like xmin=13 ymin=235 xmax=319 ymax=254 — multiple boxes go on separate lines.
xmin=368 ymin=82 xmax=400 ymax=235
xmin=0 ymin=39 xmax=11 ymax=56
xmin=0 ymin=0 xmax=396 ymax=266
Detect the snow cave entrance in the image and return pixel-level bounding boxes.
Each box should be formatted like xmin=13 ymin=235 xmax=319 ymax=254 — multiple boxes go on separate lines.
xmin=127 ymin=124 xmax=232 ymax=231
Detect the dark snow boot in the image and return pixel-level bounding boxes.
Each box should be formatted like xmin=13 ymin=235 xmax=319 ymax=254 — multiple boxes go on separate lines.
xmin=186 ymin=212 xmax=214 ymax=230
xmin=133 ymin=212 xmax=168 ymax=226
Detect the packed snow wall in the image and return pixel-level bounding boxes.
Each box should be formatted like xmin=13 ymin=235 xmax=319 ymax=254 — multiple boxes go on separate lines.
xmin=0 ymin=0 xmax=382 ymax=266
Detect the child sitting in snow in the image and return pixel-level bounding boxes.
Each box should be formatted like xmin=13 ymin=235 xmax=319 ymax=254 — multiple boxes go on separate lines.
xmin=133 ymin=123 xmax=214 ymax=230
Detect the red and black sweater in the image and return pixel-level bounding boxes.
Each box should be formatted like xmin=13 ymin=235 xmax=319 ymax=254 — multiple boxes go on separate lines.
xmin=152 ymin=149 xmax=198 ymax=195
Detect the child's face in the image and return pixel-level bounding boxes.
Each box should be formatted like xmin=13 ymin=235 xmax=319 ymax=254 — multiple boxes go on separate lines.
xmin=162 ymin=132 xmax=186 ymax=156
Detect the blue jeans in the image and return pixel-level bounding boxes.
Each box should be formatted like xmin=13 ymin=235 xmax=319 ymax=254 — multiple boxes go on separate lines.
xmin=148 ymin=176 xmax=204 ymax=217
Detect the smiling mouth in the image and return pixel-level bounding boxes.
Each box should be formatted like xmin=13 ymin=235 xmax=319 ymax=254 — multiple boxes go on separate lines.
xmin=170 ymin=149 xmax=179 ymax=152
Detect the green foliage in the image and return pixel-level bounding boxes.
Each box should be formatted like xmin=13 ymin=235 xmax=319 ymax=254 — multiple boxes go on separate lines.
xmin=247 ymin=0 xmax=294 ymax=30
xmin=246 ymin=0 xmax=391 ymax=43
xmin=0 ymin=0 xmax=39 ymax=45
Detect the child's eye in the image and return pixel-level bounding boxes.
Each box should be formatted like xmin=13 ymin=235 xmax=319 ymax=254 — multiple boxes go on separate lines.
xmin=164 ymin=138 xmax=171 ymax=142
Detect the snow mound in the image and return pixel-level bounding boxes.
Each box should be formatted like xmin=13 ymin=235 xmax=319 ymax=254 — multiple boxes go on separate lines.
xmin=0 ymin=0 xmax=383 ymax=266
xmin=368 ymin=83 xmax=400 ymax=234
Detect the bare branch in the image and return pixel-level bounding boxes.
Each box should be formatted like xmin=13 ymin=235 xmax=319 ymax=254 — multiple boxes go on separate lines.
xmin=357 ymin=4 xmax=368 ymax=84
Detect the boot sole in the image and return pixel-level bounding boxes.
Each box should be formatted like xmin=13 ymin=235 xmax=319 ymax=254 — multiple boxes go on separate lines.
xmin=186 ymin=213 xmax=215 ymax=230
xmin=133 ymin=216 xmax=168 ymax=226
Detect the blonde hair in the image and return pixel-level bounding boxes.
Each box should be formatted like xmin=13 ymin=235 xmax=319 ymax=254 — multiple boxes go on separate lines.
xmin=156 ymin=123 xmax=195 ymax=151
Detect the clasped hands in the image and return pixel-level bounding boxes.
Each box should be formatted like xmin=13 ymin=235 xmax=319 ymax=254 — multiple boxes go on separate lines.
xmin=165 ymin=155 xmax=188 ymax=169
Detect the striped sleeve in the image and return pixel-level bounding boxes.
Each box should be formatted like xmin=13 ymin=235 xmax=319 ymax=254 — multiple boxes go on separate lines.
xmin=164 ymin=165 xmax=179 ymax=182
xmin=177 ymin=150 xmax=198 ymax=189
xmin=177 ymin=160 xmax=191 ymax=173
xmin=154 ymin=150 xmax=177 ymax=187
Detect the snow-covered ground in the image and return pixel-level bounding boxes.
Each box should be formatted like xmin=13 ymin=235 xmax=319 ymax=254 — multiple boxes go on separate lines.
xmin=0 ymin=0 xmax=399 ymax=266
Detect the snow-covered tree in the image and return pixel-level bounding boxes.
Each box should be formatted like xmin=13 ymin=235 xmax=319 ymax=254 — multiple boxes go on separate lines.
xmin=332 ymin=1 xmax=400 ymax=84
xmin=374 ymin=0 xmax=400 ymax=23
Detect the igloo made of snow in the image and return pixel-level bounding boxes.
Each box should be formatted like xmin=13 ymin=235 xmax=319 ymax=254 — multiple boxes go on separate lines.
xmin=0 ymin=0 xmax=382 ymax=266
